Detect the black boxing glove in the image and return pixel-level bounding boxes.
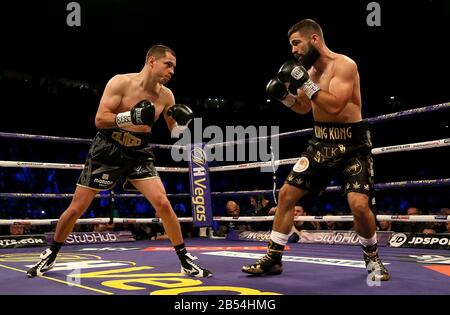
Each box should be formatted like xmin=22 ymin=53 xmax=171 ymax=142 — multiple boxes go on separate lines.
xmin=167 ymin=104 xmax=194 ymax=137
xmin=266 ymin=77 xmax=288 ymax=100
xmin=167 ymin=104 xmax=193 ymax=125
xmin=277 ymin=61 xmax=320 ymax=99
xmin=266 ymin=77 xmax=296 ymax=108
xmin=115 ymin=100 xmax=155 ymax=127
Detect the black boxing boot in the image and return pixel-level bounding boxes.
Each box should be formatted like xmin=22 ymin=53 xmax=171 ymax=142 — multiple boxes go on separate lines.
xmin=174 ymin=243 xmax=213 ymax=278
xmin=27 ymin=241 xmax=62 ymax=278
xmin=242 ymin=240 xmax=284 ymax=275
xmin=363 ymin=244 xmax=390 ymax=281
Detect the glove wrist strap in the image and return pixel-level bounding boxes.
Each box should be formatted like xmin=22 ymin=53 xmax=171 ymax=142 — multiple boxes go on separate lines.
xmin=302 ymin=79 xmax=320 ymax=99
xmin=115 ymin=111 xmax=133 ymax=128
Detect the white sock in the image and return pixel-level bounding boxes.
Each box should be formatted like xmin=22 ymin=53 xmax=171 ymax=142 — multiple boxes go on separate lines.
xmin=358 ymin=233 xmax=377 ymax=247
xmin=270 ymin=230 xmax=289 ymax=246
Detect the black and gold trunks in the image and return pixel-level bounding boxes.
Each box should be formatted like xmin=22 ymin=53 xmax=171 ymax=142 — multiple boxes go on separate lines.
xmin=77 ymin=129 xmax=158 ymax=191
xmin=285 ymin=120 xmax=374 ymax=196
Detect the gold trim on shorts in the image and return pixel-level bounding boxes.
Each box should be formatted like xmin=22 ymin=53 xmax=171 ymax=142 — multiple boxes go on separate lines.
xmin=127 ymin=176 xmax=161 ymax=182
xmin=76 ymin=183 xmax=115 ymax=191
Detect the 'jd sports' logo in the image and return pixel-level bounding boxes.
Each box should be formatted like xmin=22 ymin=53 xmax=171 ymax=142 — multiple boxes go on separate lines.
xmin=389 ymin=233 xmax=408 ymax=248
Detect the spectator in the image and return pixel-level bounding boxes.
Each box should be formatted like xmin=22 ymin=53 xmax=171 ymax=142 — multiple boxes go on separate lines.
xmin=401 ymin=207 xmax=425 ymax=234
xmin=10 ymin=224 xmax=25 ymax=235
xmin=323 ymin=219 xmax=336 ymax=231
xmin=316 ymin=210 xmax=349 ymax=231
xmin=216 ymin=200 xmax=252 ymax=236
xmin=334 ymin=210 xmax=353 ymax=230
xmin=422 ymin=223 xmax=437 ymax=235
xmin=226 ymin=200 xmax=240 ymax=217
xmin=150 ymin=212 xmax=170 ymax=241
xmin=248 ymin=195 xmax=262 ymax=215
xmin=377 ymin=211 xmax=393 ymax=231
xmin=378 ymin=219 xmax=393 ymax=232
xmin=134 ymin=224 xmax=151 ymax=240
xmin=93 ymin=222 xmax=115 ymax=232
xmin=288 ymin=205 xmax=318 ymax=243
xmin=251 ymin=195 xmax=275 ymax=231
xmin=292 ymin=205 xmax=316 ymax=232
xmin=149 ymin=222 xmax=169 ymax=240
xmin=434 ymin=208 xmax=450 ymax=233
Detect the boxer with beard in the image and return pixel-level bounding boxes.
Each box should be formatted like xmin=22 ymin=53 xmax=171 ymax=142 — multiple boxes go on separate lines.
xmin=243 ymin=19 xmax=389 ymax=282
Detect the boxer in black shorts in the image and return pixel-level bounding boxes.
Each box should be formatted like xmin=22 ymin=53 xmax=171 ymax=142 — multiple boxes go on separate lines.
xmin=286 ymin=120 xmax=373 ymax=197
xmin=243 ymin=19 xmax=389 ymax=281
xmin=77 ymin=128 xmax=159 ymax=192
xmin=27 ymin=45 xmax=212 ymax=278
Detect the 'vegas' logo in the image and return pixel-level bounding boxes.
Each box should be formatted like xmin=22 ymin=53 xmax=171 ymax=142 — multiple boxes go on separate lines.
xmin=191 ymin=146 xmax=208 ymax=222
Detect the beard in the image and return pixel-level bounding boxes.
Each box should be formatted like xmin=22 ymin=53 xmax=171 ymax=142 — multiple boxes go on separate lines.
xmin=295 ymin=42 xmax=320 ymax=70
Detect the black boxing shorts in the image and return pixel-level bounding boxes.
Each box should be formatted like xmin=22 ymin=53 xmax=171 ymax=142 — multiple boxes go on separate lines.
xmin=285 ymin=120 xmax=374 ymax=196
xmin=77 ymin=129 xmax=159 ymax=191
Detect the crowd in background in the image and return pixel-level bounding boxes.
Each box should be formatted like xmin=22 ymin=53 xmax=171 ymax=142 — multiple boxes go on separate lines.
xmin=0 ymin=77 xmax=449 ymax=239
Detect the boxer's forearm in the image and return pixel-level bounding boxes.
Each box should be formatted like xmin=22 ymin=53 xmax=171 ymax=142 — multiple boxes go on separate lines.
xmin=95 ymin=112 xmax=118 ymax=129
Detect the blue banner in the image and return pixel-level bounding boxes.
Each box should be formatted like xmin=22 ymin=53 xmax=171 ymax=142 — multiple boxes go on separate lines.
xmin=188 ymin=143 xmax=213 ymax=227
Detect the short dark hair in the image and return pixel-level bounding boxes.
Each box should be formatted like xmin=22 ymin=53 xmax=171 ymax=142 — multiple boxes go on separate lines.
xmin=145 ymin=45 xmax=176 ymax=63
xmin=288 ymin=19 xmax=324 ymax=40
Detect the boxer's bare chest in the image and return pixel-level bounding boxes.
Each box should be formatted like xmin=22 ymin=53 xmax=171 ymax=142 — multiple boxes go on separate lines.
xmin=119 ymin=83 xmax=166 ymax=120
xmin=309 ymin=65 xmax=334 ymax=91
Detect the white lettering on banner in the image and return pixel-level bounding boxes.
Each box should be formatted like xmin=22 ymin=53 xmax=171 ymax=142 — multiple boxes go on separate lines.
xmin=0 ymin=238 xmax=44 ymax=246
xmin=202 ymin=251 xmax=391 ymax=268
xmin=79 ymin=247 xmax=140 ymax=252
xmin=190 ymin=146 xmax=209 ymax=223
xmin=407 ymin=236 xmax=450 ymax=246
xmin=408 ymin=255 xmax=450 ymax=264
xmin=65 ymin=233 xmax=118 ymax=244
xmin=93 ymin=178 xmax=114 ymax=186
xmin=389 ymin=233 xmax=408 ymax=247
xmin=240 ymin=231 xmax=271 ymax=242
xmin=24 ymin=260 xmax=132 ymax=271
xmin=192 ymin=167 xmax=205 ymax=177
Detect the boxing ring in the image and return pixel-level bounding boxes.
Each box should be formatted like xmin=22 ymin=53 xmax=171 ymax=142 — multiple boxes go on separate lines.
xmin=0 ymin=102 xmax=449 ymax=295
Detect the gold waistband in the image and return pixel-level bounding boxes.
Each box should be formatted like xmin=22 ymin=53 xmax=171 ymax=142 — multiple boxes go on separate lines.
xmin=99 ymin=129 xmax=150 ymax=148
xmin=111 ymin=131 xmax=143 ymax=147
xmin=313 ymin=121 xmax=368 ymax=142
xmin=314 ymin=126 xmax=353 ymax=140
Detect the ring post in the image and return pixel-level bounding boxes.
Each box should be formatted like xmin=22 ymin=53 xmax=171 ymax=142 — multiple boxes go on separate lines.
xmin=188 ymin=143 xmax=213 ymax=228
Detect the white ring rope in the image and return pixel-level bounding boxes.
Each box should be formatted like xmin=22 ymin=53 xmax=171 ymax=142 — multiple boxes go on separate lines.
xmin=214 ymin=215 xmax=450 ymax=223
xmin=371 ymin=138 xmax=450 ymax=155
xmin=1 ymin=178 xmax=449 ymax=200
xmin=0 ymin=132 xmax=184 ymax=150
xmin=1 ymin=105 xmax=448 ymax=228
xmin=0 ymin=178 xmax=449 ymax=201
xmin=1 ymin=102 xmax=448 ymax=149
xmin=0 ymin=214 xmax=447 ymax=226
xmin=0 ymin=161 xmax=188 ymax=173
xmin=1 ymin=137 xmax=448 ymax=173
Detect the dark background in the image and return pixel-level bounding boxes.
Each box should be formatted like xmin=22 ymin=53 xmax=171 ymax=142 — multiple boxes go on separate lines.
xmin=1 ymin=0 xmax=449 ymax=136
xmin=0 ymin=0 xmax=449 ymax=218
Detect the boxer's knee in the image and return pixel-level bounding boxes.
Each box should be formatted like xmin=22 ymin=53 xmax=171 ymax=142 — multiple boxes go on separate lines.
xmin=278 ymin=184 xmax=301 ymax=210
xmin=153 ymin=195 xmax=172 ymax=213
xmin=64 ymin=206 xmax=85 ymax=220
xmin=348 ymin=194 xmax=370 ymax=218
